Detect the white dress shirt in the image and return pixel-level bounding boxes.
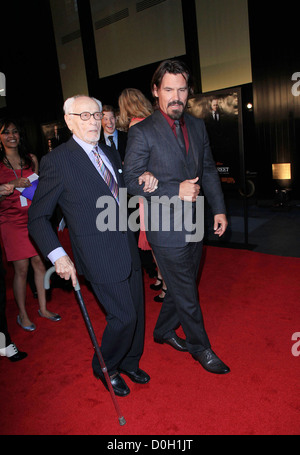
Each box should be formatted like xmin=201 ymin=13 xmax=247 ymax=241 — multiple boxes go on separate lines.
xmin=104 ymin=130 xmax=118 ymax=149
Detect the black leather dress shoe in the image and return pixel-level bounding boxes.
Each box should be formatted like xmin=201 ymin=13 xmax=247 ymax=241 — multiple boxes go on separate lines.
xmin=192 ymin=349 xmax=230 ymax=374
xmin=93 ymin=371 xmax=130 ymax=396
xmin=1 ymin=343 xmax=28 ymax=362
xmin=154 ymin=334 xmax=188 ymax=352
xmin=9 ymin=350 xmax=28 ymax=362
xmin=119 ymin=368 xmax=150 ymax=384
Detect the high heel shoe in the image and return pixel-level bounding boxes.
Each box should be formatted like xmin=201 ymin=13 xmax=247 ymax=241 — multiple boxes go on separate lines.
xmin=150 ymin=277 xmax=162 ymax=291
xmin=154 ymin=288 xmax=167 ymax=303
xmin=17 ymin=315 xmax=36 ymax=332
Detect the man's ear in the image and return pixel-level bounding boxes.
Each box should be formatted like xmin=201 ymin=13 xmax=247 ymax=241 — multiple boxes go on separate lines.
xmin=152 ymin=84 xmax=158 ymax=98
xmin=64 ymin=114 xmax=72 ymax=132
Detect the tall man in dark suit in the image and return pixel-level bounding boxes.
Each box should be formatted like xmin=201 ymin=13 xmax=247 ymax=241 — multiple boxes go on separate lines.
xmin=124 ymin=60 xmax=230 ymax=374
xmin=28 ymin=95 xmax=150 ymax=396
xmin=100 ymin=105 xmax=127 ymax=162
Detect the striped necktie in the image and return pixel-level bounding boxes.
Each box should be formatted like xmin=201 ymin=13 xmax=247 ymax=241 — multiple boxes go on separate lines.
xmin=92 ymin=146 xmax=119 ymax=204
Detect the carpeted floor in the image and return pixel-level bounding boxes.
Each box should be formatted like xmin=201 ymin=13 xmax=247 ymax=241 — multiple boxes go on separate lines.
xmin=0 ymin=243 xmax=299 ymax=436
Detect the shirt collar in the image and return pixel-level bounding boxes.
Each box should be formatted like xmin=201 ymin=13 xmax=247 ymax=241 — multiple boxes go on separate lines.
xmin=104 ymin=130 xmax=117 ymax=141
xmin=73 ymin=134 xmax=98 ymax=155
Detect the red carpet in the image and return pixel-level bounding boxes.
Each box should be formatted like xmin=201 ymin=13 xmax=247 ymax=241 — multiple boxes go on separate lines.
xmin=0 ymin=236 xmax=299 ymax=435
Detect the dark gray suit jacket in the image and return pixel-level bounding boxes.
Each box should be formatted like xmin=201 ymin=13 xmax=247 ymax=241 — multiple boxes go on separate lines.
xmin=28 ymin=137 xmax=140 ymax=284
xmin=116 ymin=130 xmax=128 ymax=162
xmin=123 ymin=110 xmax=225 ymax=247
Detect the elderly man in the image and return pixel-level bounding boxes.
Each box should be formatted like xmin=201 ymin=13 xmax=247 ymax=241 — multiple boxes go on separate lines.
xmin=124 ymin=60 xmax=230 ymax=375
xmin=28 ymin=95 xmax=151 ymax=396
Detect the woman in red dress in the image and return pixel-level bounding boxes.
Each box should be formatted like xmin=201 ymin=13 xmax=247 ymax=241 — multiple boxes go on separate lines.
xmin=0 ymin=119 xmax=60 ymax=331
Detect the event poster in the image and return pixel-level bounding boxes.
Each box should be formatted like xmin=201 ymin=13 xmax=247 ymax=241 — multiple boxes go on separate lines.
xmin=187 ymin=88 xmax=244 ymax=191
xmin=41 ymin=120 xmax=70 ymax=153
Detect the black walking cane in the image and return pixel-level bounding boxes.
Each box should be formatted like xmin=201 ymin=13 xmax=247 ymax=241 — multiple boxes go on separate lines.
xmin=44 ymin=266 xmax=126 ymax=426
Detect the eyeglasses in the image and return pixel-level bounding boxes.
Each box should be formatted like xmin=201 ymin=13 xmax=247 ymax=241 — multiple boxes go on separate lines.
xmin=68 ymin=112 xmax=103 ymax=121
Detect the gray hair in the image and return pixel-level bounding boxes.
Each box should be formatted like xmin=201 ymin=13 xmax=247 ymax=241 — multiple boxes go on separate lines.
xmin=63 ymin=95 xmax=102 ymax=114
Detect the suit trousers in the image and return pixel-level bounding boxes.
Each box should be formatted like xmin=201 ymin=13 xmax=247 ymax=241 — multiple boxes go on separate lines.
xmin=91 ymin=265 xmax=144 ymax=376
xmin=151 ymin=241 xmax=211 ymax=354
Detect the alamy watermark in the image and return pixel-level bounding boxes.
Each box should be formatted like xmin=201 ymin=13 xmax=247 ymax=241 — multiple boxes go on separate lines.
xmin=95 ymin=189 xmax=204 ymax=243
xmin=291 ymin=332 xmax=300 ymax=357
xmin=0 ymin=72 xmax=5 ymax=96
xmin=0 ymin=332 xmax=7 ymax=357
xmin=291 ymin=72 xmax=300 ymax=96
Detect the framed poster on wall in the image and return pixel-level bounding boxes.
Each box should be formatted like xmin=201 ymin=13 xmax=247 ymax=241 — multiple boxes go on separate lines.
xmin=41 ymin=120 xmax=70 ymax=154
xmin=187 ymin=87 xmax=248 ymax=246
xmin=187 ymin=87 xmax=245 ymax=190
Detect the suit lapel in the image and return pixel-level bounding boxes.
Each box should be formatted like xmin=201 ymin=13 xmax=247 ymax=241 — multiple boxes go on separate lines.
xmin=184 ymin=114 xmax=199 ymax=172
xmin=68 ymin=138 xmax=98 ymax=180
xmin=152 ymin=111 xmax=188 ymax=166
xmin=98 ymin=142 xmax=124 ymax=187
xmin=68 ymin=138 xmax=121 ymax=195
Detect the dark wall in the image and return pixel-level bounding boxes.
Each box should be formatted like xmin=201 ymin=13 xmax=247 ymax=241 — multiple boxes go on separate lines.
xmin=0 ymin=0 xmax=192 ymax=158
xmin=78 ymin=0 xmax=200 ymax=108
xmin=3 ymin=0 xmax=299 ymax=200
xmin=248 ymin=1 xmax=300 ymax=198
xmin=0 ymin=0 xmax=63 ymax=157
xmin=93 ymin=57 xmax=186 ymax=108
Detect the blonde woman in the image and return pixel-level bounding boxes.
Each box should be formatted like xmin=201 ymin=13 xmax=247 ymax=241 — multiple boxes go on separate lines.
xmin=118 ymin=88 xmax=153 ymax=130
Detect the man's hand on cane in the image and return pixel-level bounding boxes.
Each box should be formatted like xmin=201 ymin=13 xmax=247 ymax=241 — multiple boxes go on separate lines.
xmin=55 ymin=255 xmax=77 ymax=287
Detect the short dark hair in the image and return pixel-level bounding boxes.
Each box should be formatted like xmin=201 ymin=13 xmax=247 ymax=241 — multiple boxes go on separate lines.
xmin=151 ymin=59 xmax=194 ymax=98
xmin=102 ymin=105 xmax=115 ymax=115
